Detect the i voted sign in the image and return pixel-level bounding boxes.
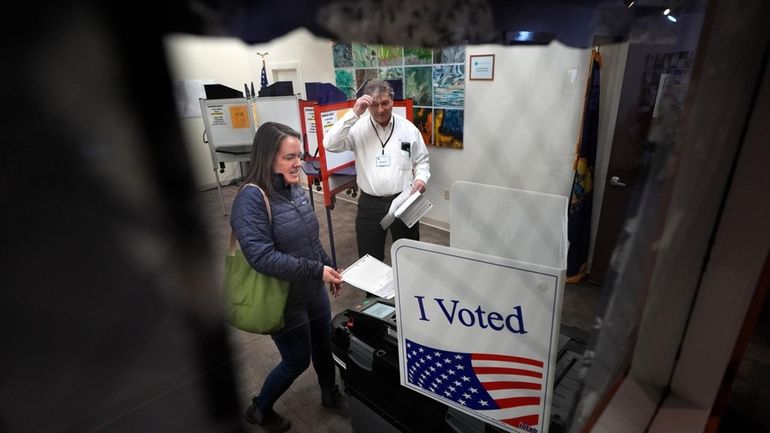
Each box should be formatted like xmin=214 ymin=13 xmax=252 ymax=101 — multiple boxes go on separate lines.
xmin=393 ymin=239 xmax=564 ymax=433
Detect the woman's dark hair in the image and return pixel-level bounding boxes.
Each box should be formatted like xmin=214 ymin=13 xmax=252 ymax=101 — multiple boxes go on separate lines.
xmin=242 ymin=122 xmax=301 ymax=198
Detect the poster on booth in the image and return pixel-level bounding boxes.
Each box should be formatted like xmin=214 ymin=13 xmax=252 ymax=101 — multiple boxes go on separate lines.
xmin=393 ymin=239 xmax=564 ymax=433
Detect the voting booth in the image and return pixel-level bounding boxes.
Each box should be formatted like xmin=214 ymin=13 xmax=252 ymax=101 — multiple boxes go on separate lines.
xmin=298 ymin=98 xmax=414 ymax=266
xmin=299 ymin=99 xmax=414 ymax=208
xmin=298 ymin=99 xmax=358 ymax=209
xmin=332 ymin=182 xmax=581 ymax=433
xmin=199 ymin=95 xmax=302 ymax=214
xmin=199 ymin=97 xmax=257 ymax=215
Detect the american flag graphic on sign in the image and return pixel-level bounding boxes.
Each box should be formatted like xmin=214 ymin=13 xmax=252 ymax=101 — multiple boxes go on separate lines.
xmin=405 ymin=338 xmax=544 ymax=431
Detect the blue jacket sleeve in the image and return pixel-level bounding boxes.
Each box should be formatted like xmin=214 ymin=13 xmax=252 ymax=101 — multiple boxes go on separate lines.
xmin=229 ymin=187 xmax=324 ymax=281
xmin=320 ymin=243 xmax=333 ymax=268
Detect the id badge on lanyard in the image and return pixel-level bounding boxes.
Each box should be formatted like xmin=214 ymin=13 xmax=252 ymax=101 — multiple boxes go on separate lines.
xmin=376 ymin=154 xmax=391 ymax=167
xmin=372 ymin=118 xmax=394 ymax=168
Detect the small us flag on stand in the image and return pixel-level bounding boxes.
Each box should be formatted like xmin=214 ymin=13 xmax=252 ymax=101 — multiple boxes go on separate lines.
xmin=260 ymin=59 xmax=269 ymax=91
xmin=405 ymin=338 xmax=544 ymax=431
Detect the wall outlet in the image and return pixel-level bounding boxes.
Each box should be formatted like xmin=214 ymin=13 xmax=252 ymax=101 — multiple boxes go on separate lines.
xmin=444 ymin=190 xmax=450 ymax=200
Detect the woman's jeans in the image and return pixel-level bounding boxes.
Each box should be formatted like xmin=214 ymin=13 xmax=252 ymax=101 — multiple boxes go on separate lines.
xmin=254 ymin=291 xmax=336 ymax=411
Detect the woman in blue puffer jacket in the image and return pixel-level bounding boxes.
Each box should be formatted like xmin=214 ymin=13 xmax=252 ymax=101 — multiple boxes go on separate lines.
xmin=230 ymin=122 xmax=344 ymax=432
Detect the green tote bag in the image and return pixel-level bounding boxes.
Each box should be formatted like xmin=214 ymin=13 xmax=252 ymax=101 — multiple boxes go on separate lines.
xmin=224 ymin=185 xmax=290 ymax=334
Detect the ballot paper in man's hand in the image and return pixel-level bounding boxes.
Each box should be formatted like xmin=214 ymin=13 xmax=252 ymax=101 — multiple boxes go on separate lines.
xmin=394 ymin=191 xmax=433 ymax=228
xmin=379 ymin=187 xmax=412 ymax=229
xmin=379 ymin=186 xmax=433 ymax=229
xmin=341 ymin=254 xmax=394 ymax=299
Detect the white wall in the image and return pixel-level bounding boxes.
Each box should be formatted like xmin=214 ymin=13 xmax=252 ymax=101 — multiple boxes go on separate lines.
xmin=432 ymin=43 xmax=587 ymax=228
xmin=163 ymin=30 xmax=625 ymax=252
xmin=163 ymin=29 xmax=335 ymax=188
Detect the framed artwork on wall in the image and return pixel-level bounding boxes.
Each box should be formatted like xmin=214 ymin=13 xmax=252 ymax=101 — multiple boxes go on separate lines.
xmin=332 ymin=42 xmax=466 ymax=148
xmin=469 ymin=54 xmax=495 ymax=80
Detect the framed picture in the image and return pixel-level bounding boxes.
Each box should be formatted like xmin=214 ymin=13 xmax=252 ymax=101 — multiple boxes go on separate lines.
xmin=469 ymin=54 xmax=495 ymax=80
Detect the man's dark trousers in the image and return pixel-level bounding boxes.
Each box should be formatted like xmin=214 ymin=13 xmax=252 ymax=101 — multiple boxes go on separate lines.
xmin=355 ymin=191 xmax=419 ymax=262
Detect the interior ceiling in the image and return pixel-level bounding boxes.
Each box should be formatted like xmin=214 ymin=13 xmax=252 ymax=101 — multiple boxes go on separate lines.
xmin=172 ymin=0 xmax=705 ymax=48
xmin=617 ymin=0 xmax=703 ymax=12
xmin=634 ymin=0 xmax=689 ymax=6
xmin=500 ymin=0 xmax=693 ymax=8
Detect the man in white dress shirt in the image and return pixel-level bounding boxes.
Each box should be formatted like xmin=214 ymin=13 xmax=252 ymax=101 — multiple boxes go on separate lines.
xmin=324 ymin=80 xmax=430 ymax=262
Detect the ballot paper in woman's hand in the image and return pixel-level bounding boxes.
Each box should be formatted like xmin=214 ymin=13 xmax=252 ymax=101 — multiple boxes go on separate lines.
xmin=341 ymin=254 xmax=394 ymax=299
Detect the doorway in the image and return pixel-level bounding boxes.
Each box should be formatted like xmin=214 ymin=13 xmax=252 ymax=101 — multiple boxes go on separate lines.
xmin=590 ymin=44 xmax=697 ymax=284
xmin=270 ymin=60 xmax=304 ymax=99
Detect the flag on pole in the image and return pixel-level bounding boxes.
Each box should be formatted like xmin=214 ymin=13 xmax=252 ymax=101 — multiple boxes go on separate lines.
xmin=260 ymin=59 xmax=269 ymax=91
xmin=567 ymin=49 xmax=601 ymax=283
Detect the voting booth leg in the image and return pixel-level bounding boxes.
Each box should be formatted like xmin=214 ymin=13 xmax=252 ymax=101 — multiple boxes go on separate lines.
xmin=213 ymin=166 xmax=227 ymax=216
xmin=307 ymin=183 xmax=315 ymax=210
xmin=325 ymin=207 xmax=337 ymax=268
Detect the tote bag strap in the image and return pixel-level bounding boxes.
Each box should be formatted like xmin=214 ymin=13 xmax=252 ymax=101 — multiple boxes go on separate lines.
xmin=227 ymin=183 xmax=272 ymax=257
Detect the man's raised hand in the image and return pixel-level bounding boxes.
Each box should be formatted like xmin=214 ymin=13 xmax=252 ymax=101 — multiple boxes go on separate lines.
xmin=353 ymin=94 xmax=373 ymax=116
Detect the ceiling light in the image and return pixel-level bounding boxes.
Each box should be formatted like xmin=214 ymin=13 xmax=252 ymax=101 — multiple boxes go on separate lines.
xmin=623 ymin=0 xmax=635 ymax=7
xmin=663 ymin=8 xmax=671 ymax=15
xmin=667 ymin=15 xmax=678 ymax=22
xmin=502 ymin=30 xmax=555 ymax=45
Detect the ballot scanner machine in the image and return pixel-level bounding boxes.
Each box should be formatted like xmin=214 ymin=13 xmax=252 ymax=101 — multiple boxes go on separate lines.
xmin=331 ymin=297 xmax=587 ymax=433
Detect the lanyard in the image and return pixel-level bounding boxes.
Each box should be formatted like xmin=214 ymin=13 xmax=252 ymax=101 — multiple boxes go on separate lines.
xmin=370 ymin=118 xmax=395 ymax=155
